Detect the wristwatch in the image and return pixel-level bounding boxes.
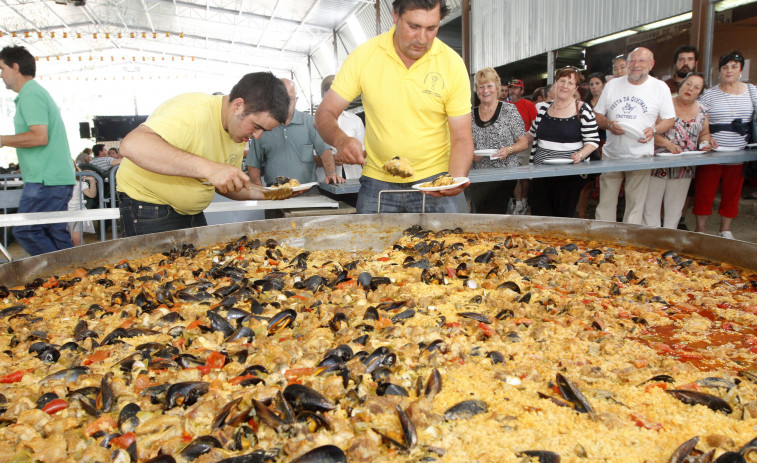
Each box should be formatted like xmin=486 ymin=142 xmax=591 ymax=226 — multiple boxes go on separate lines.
xmin=507 ymin=146 xmax=513 ymax=156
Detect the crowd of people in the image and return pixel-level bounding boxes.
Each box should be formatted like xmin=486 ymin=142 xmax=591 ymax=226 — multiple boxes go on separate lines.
xmin=471 ymin=45 xmax=755 ymax=240
xmin=1 ymin=0 xmax=756 ymax=259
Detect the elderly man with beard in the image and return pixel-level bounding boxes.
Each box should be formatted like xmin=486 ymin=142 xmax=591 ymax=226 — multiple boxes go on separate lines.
xmin=593 ymin=47 xmax=676 ymax=224
xmin=665 ymin=45 xmax=699 ymax=96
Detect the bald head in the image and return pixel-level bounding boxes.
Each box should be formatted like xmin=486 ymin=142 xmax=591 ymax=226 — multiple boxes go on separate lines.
xmin=321 ymin=75 xmax=335 ymax=98
xmin=627 ymin=47 xmax=654 ymax=84
xmin=282 ymin=78 xmax=298 ymax=120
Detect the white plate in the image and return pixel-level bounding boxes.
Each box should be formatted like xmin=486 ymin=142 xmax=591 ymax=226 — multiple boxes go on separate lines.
xmin=746 ymin=143 xmax=757 ymax=149
xmin=615 ymin=122 xmax=646 ymax=140
xmin=656 ymin=151 xmax=682 ymax=157
xmin=713 ymin=146 xmax=741 ymax=152
xmin=474 ymin=149 xmax=498 ymax=157
xmin=542 ymin=158 xmax=574 ymax=165
xmin=678 ymin=150 xmax=705 ymax=156
xmin=264 ymin=181 xmax=317 ymax=192
xmin=412 ymin=177 xmax=469 ymax=192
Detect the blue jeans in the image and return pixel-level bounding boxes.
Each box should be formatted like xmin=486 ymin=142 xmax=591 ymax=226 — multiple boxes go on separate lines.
xmin=119 ymin=192 xmax=207 ymax=237
xmin=356 ymin=175 xmax=461 ymax=214
xmin=13 ymin=183 xmax=74 ymax=256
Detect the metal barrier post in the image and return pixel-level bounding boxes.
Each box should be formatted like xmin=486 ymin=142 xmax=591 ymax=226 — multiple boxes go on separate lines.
xmin=109 ymin=165 xmax=119 ymax=240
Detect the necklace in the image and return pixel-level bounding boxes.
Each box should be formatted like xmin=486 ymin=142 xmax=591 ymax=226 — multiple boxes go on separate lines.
xmin=478 ymin=103 xmax=497 ymax=121
xmin=552 ymin=99 xmax=573 ymax=111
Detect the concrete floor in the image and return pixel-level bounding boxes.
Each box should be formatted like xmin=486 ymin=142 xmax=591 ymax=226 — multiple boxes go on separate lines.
xmin=2 ymin=187 xmax=757 ymax=262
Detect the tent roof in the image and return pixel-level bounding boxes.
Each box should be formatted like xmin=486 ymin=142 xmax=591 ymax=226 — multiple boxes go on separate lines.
xmin=0 ymin=0 xmax=374 ymax=78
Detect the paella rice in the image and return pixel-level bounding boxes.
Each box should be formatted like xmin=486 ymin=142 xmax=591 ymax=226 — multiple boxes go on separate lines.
xmin=0 ymin=227 xmax=755 ymax=462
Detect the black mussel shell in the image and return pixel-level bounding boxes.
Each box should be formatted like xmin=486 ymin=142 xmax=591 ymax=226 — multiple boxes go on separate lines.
xmin=267 ymin=309 xmax=297 ymax=336
xmin=376 ymin=383 xmax=408 ymax=397
xmin=518 ymin=450 xmax=561 ymax=463
xmin=290 ymin=445 xmax=346 ymax=463
xmin=283 ymin=384 xmax=336 ymax=413
xmin=180 ymin=435 xmax=222 ymax=460
xmin=444 ymin=400 xmax=487 ymax=420
xmin=36 ymin=392 xmax=59 ymax=409
xmin=666 ymin=390 xmax=732 ymax=414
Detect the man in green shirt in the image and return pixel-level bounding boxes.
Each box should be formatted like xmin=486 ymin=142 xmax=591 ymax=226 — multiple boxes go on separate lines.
xmin=0 ymin=46 xmax=75 ymax=255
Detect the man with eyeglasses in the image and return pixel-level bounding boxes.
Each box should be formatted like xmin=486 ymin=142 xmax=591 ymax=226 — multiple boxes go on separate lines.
xmin=665 ymin=45 xmax=699 ymax=96
xmin=593 ymin=47 xmax=675 ymax=224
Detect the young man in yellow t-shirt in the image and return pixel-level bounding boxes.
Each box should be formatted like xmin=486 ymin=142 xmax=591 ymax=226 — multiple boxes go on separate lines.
xmin=116 ymin=72 xmax=289 ymax=236
xmin=315 ymin=0 xmax=473 ymax=213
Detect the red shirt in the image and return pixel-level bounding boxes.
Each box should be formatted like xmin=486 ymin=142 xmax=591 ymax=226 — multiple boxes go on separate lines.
xmin=510 ymin=98 xmax=537 ymax=131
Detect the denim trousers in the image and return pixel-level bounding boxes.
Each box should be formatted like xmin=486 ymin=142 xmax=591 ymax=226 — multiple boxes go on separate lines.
xmin=356 ymin=175 xmax=461 ymax=214
xmin=118 ymin=192 xmax=207 ymax=237
xmin=13 ymin=183 xmax=74 ymax=256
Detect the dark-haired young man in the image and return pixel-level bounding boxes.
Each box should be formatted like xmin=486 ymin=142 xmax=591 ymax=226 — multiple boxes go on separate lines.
xmin=0 ymin=45 xmax=75 ymax=255
xmin=116 ymin=72 xmax=290 ymax=236
xmin=89 ymin=143 xmax=121 ymax=171
xmin=665 ymin=45 xmax=699 ymax=95
xmin=315 ymin=0 xmax=473 ymax=213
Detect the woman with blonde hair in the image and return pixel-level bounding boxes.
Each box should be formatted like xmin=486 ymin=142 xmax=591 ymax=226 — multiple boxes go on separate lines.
xmin=469 ymin=67 xmax=530 ymax=213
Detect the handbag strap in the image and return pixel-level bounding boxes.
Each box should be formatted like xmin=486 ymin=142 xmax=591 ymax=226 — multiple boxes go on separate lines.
xmin=749 ymin=83 xmax=757 ymax=118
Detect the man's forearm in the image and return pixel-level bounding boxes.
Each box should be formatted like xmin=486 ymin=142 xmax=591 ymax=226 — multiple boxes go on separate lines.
xmin=120 ymin=126 xmax=214 ymax=179
xmin=320 ymin=150 xmax=338 ymax=176
xmin=448 ymin=140 xmax=474 ymax=177
xmin=595 ymin=113 xmax=611 ymax=130
xmin=248 ymin=166 xmax=263 ymax=186
xmin=1 ymin=126 xmax=48 ymax=148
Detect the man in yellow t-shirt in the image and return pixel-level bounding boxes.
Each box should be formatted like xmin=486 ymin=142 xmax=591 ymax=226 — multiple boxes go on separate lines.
xmin=116 ymin=72 xmax=289 ymax=237
xmin=315 ymin=0 xmax=473 ymax=213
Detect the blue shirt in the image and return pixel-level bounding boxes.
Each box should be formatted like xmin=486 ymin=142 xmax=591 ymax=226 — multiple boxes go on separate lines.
xmin=246 ymin=110 xmax=330 ymax=185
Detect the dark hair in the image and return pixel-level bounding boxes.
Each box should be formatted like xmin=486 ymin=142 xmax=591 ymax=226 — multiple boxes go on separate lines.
xmin=0 ymin=46 xmax=36 ymax=77
xmin=321 ymin=75 xmax=335 ymax=98
xmin=679 ymin=72 xmax=707 ymax=97
xmin=612 ymin=54 xmax=627 ymax=65
xmin=392 ymin=0 xmax=449 ymax=19
xmin=229 ymin=72 xmax=290 ymax=124
xmin=718 ymin=50 xmax=745 ymax=70
xmin=587 ymin=72 xmax=606 ymax=85
xmin=93 ymin=144 xmax=106 ymax=156
xmin=673 ymin=45 xmax=699 ymax=63
xmin=531 ymin=86 xmax=545 ymax=101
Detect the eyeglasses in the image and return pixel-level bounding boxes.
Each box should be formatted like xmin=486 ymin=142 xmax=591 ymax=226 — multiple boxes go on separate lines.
xmin=628 ymin=59 xmax=651 ymax=64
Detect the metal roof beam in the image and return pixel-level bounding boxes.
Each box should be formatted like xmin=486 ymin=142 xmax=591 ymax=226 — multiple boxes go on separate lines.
xmin=277 ymin=0 xmax=321 ymax=55
xmin=18 ymin=22 xmax=309 ymax=57
xmin=150 ymin=0 xmax=331 ymax=32
xmin=139 ymin=0 xmax=156 ymax=33
xmin=255 ymin=0 xmax=281 ymax=49
xmin=0 ymin=0 xmax=42 ymax=33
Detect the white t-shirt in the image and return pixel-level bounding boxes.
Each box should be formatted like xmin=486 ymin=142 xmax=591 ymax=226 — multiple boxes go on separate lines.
xmin=316 ymin=110 xmax=366 ymax=180
xmin=594 ymin=75 xmax=675 ymax=159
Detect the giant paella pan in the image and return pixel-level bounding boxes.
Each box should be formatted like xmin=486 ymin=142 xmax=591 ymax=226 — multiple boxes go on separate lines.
xmin=0 ymin=214 xmax=756 ymax=463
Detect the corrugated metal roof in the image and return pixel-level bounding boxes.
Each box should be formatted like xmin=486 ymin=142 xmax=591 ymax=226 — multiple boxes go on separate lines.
xmin=471 ymin=0 xmax=692 ymax=70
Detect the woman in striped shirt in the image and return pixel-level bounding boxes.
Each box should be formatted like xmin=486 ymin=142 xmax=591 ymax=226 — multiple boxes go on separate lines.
xmin=526 ymin=67 xmax=600 ymax=217
xmin=694 ymin=50 xmax=756 ymax=239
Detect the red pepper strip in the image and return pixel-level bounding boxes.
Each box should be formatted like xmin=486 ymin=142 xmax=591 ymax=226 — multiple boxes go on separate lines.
xmin=205 ymin=351 xmax=226 ymax=370
xmin=110 ymin=432 xmax=137 ymax=450
xmin=0 ymin=370 xmax=28 ymax=383
xmin=478 ymin=322 xmax=496 ymax=337
xmin=42 ymin=398 xmax=68 ymax=414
